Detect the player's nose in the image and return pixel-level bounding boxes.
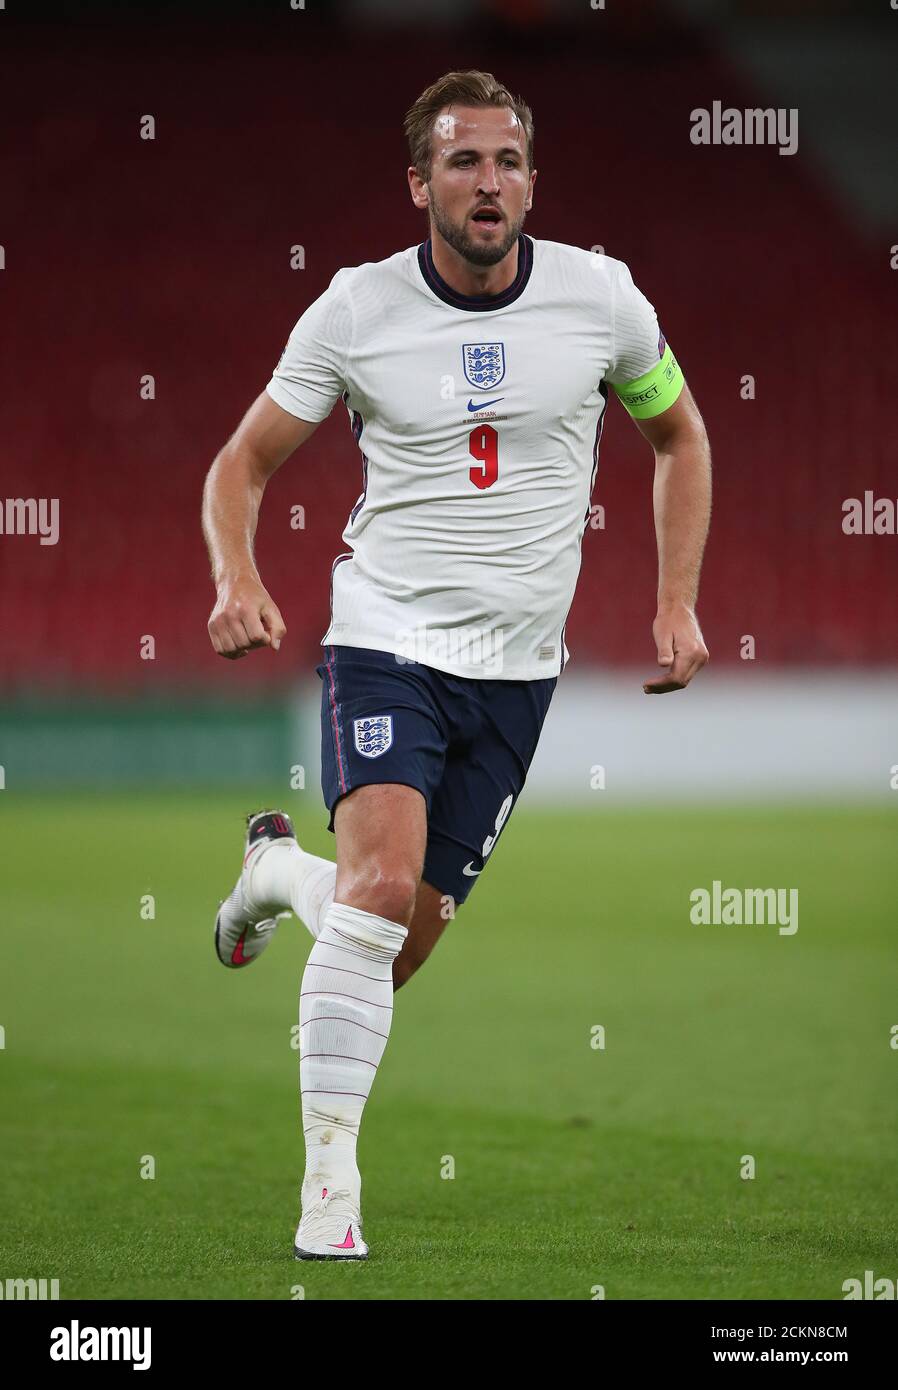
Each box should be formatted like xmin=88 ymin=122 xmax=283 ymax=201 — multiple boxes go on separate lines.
xmin=477 ymin=161 xmax=501 ymax=192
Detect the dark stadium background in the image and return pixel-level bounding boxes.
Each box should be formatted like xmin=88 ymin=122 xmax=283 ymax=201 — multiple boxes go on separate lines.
xmin=3 ymin=1 xmax=896 ymax=702
xmin=1 ymin=0 xmax=896 ymax=1308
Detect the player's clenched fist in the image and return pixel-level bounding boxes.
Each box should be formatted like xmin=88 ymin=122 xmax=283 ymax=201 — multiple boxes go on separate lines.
xmin=643 ymin=604 xmax=709 ymax=694
xmin=207 ymin=576 xmax=286 ymax=660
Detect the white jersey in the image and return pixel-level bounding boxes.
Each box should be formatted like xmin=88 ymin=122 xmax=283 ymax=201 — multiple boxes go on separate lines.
xmin=267 ymin=235 xmax=676 ymax=680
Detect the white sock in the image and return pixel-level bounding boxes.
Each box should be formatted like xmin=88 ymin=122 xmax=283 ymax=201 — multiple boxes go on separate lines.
xmin=299 ymin=901 xmax=407 ymax=1204
xmin=246 ymin=841 xmax=337 ymax=940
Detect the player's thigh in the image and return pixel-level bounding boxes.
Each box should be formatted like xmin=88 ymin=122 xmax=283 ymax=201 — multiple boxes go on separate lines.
xmin=423 ymin=674 xmax=557 ymax=909
xmin=317 ymin=644 xmax=449 ymax=922
xmin=334 ymin=782 xmax=428 ymax=923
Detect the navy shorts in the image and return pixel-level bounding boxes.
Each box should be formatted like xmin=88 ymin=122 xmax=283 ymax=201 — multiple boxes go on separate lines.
xmin=316 ymin=644 xmax=557 ymax=905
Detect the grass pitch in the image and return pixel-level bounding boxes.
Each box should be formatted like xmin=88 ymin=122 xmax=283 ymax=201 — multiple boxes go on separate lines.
xmin=2 ymin=793 xmax=896 ymax=1300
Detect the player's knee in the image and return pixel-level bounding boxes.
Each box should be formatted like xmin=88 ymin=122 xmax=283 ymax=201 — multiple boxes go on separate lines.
xmin=340 ymin=864 xmax=418 ymax=927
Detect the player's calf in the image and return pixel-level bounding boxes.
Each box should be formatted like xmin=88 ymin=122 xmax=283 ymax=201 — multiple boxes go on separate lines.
xmin=393 ymin=880 xmax=452 ymax=988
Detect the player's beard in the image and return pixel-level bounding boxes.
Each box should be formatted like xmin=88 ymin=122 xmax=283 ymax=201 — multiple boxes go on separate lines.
xmin=428 ymin=191 xmax=525 ymax=268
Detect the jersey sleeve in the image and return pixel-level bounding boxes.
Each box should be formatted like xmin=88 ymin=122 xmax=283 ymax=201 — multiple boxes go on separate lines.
xmin=605 ymin=260 xmax=685 ymax=419
xmin=266 ymin=267 xmax=354 ymax=422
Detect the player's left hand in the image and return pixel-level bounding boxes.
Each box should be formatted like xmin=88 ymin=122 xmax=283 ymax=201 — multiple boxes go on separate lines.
xmin=643 ymin=604 xmax=709 ymax=694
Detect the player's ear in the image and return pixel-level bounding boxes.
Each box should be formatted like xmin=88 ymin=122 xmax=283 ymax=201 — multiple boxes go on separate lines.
xmin=408 ymin=166 xmax=429 ymax=209
xmin=525 ymin=167 xmax=537 ymax=211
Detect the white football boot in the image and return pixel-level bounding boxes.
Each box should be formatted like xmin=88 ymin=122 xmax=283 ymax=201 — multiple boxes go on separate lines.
xmin=214 ymin=810 xmax=296 ymax=969
xmin=293 ymin=1181 xmax=369 ymax=1261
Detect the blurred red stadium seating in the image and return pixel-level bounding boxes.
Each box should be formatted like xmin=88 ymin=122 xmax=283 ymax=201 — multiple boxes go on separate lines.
xmin=2 ymin=21 xmax=896 ymax=694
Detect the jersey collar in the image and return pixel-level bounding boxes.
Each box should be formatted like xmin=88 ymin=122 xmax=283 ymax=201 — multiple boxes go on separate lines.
xmin=417 ymin=233 xmax=533 ymax=311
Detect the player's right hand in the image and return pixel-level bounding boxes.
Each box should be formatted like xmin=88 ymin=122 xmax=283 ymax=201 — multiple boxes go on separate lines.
xmin=207 ymin=577 xmax=287 ymax=660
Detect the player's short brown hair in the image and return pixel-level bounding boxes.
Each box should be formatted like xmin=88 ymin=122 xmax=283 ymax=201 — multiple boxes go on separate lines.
xmin=404 ymin=70 xmax=534 ymax=182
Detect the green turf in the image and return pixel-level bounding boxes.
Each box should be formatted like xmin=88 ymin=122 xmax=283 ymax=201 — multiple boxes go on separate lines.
xmin=2 ymin=793 xmax=896 ymax=1300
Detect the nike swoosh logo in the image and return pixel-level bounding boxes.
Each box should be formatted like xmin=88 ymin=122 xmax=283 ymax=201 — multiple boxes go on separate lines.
xmin=462 ymin=862 xmax=482 ymax=877
xmin=329 ymin=1225 xmax=356 ymax=1250
xmin=231 ymin=931 xmax=250 ymax=966
xmin=467 ymin=397 xmax=504 ymax=412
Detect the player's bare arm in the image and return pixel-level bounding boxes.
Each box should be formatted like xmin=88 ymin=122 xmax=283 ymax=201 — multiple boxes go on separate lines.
xmin=635 ymin=385 xmax=712 ymax=694
xmin=202 ymin=393 xmax=318 ymax=659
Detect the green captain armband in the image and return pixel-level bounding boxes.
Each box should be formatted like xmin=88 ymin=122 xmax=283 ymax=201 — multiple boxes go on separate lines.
xmin=612 ymin=345 xmax=685 ymax=419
